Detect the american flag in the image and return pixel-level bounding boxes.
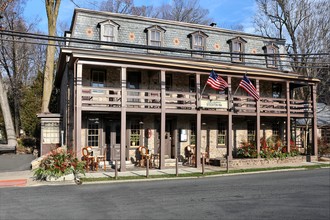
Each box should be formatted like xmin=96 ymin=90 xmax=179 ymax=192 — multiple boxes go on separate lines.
xmin=207 ymin=70 xmax=228 ymax=91
xmin=239 ymin=75 xmax=260 ymax=101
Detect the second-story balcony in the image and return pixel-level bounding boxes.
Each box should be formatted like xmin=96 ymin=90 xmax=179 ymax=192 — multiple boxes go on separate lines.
xmin=80 ymin=86 xmax=313 ymax=117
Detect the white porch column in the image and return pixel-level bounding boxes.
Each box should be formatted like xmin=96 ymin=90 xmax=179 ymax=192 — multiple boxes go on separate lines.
xmin=312 ymin=83 xmax=318 ymax=156
xmin=256 ymin=79 xmax=260 ymax=157
xmin=74 ymin=61 xmax=83 ymax=159
xmin=286 ymin=81 xmax=291 ymax=152
xmin=120 ymin=67 xmax=127 ymax=171
xmin=227 ymin=76 xmax=233 ymax=160
xmin=160 ymin=69 xmax=166 ymax=169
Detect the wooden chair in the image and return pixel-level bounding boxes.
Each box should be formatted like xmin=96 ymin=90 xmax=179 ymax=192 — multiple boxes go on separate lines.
xmin=82 ymin=146 xmax=96 ymax=172
xmin=95 ymin=146 xmax=107 ymax=171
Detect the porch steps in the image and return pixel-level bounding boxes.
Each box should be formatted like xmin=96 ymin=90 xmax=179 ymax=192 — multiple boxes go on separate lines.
xmin=165 ymin=158 xmax=182 ymax=167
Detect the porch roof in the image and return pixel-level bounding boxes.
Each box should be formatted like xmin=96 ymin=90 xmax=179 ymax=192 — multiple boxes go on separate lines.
xmin=55 ymin=47 xmax=320 ymax=87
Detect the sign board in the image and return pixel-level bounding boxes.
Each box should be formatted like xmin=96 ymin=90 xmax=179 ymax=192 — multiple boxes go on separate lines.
xmin=200 ymin=99 xmax=228 ymax=109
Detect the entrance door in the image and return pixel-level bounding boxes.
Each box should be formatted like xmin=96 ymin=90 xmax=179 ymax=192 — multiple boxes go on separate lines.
xmin=106 ymin=121 xmax=121 ymax=161
xmin=165 ymin=120 xmax=174 ymax=158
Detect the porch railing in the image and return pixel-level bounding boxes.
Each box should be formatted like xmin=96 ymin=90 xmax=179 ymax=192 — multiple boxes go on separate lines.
xmin=80 ymin=86 xmax=313 ymax=116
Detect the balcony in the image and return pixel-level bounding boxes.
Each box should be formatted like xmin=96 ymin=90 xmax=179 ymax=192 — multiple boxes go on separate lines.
xmin=80 ymin=86 xmax=313 ymax=117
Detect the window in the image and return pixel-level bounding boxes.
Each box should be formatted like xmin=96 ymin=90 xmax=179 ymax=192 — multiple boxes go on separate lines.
xmin=88 ymin=119 xmax=99 ymax=147
xmin=227 ymin=37 xmax=247 ymax=63
xmin=43 ymin=122 xmax=60 ymax=144
xmin=189 ymin=31 xmax=208 ymax=57
xmin=272 ymin=83 xmax=282 ymax=98
xmin=263 ymin=43 xmax=279 ymax=68
xmin=130 ymin=121 xmax=141 ymax=146
xmin=217 ymin=122 xmax=226 ymax=146
xmin=272 ymin=122 xmax=280 ymax=139
xmin=98 ymin=20 xmax=120 ymax=48
xmin=165 ymin=74 xmax=172 ymax=91
xmin=190 ymin=122 xmax=196 ymax=145
xmin=247 ymin=122 xmax=255 ymax=144
xmin=189 ymin=76 xmax=196 ymax=92
xmin=91 ymin=70 xmax=105 ymax=88
xmin=146 ymin=25 xmax=166 ymax=53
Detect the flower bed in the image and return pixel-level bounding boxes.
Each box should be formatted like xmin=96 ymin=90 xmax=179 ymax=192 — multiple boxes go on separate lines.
xmin=33 ymin=147 xmax=85 ymax=181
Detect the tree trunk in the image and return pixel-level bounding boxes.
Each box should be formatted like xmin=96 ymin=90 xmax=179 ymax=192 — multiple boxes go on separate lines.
xmin=0 ymin=76 xmax=17 ymax=151
xmin=41 ymin=0 xmax=61 ymax=113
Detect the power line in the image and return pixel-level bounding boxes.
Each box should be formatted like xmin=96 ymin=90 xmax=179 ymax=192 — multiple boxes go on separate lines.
xmin=0 ymin=29 xmax=329 ymax=69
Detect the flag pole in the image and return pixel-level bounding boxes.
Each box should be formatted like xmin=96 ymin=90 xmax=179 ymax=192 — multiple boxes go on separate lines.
xmin=200 ymin=68 xmax=213 ymax=99
xmin=200 ymin=83 xmax=207 ymax=99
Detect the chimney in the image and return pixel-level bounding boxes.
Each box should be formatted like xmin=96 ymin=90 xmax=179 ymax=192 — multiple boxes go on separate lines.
xmin=210 ymin=22 xmax=217 ymax=27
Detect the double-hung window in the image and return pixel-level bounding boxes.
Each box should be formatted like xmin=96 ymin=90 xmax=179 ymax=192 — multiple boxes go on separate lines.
xmin=98 ymin=20 xmax=119 ymax=48
xmin=146 ymin=25 xmax=166 ymax=53
xmin=263 ymin=43 xmax=279 ymax=68
xmin=217 ymin=122 xmax=226 ymax=146
xmin=227 ymin=37 xmax=247 ymax=63
xmin=189 ymin=31 xmax=208 ymax=58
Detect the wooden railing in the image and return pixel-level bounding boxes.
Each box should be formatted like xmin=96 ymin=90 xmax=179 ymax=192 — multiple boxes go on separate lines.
xmin=80 ymin=87 xmax=313 ymax=116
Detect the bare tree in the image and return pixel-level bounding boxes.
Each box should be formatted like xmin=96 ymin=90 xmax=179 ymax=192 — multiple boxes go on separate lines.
xmin=156 ymin=0 xmax=212 ymax=25
xmin=41 ymin=0 xmax=61 ymax=113
xmin=99 ymin=0 xmax=133 ymax=14
xmin=254 ymin=0 xmax=330 ymax=153
xmin=254 ymin=0 xmax=330 ymax=99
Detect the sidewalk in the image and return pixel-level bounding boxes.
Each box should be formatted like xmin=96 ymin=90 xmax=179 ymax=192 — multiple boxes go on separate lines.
xmin=0 ymin=160 xmax=329 ymax=188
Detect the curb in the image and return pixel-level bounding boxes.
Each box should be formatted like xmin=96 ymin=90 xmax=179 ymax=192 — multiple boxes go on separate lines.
xmin=0 ymin=179 xmax=27 ymax=187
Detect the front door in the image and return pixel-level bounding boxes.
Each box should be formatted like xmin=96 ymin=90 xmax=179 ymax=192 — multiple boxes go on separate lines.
xmin=106 ymin=120 xmax=121 ymax=161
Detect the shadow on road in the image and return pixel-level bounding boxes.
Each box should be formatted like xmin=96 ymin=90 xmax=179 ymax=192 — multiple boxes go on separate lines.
xmin=0 ymin=154 xmax=35 ymax=172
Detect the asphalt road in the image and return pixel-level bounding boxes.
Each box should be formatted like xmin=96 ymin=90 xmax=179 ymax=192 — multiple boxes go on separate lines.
xmin=0 ymin=154 xmax=35 ymax=172
xmin=0 ymin=169 xmax=329 ymax=220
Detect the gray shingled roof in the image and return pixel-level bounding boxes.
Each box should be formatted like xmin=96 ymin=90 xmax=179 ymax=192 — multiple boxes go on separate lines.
xmin=296 ymin=103 xmax=330 ymax=127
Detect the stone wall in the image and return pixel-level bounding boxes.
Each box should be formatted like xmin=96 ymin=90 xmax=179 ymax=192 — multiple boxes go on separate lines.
xmin=226 ymin=155 xmax=315 ymax=168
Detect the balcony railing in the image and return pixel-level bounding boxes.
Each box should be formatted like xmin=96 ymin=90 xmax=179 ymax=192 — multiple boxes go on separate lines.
xmin=80 ymin=86 xmax=313 ymax=116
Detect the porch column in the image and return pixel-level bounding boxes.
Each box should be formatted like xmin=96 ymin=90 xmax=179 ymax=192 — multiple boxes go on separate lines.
xmin=160 ymin=69 xmax=166 ymax=169
xmin=256 ymin=79 xmax=260 ymax=157
xmin=74 ymin=61 xmax=83 ymax=159
xmin=120 ymin=67 xmax=127 ymax=171
xmin=227 ymin=76 xmax=233 ymax=160
xmin=286 ymin=81 xmax=291 ymax=152
xmin=196 ymin=112 xmax=201 ymax=168
xmin=311 ymin=83 xmax=318 ymax=156
xmin=196 ymin=73 xmax=201 ymax=168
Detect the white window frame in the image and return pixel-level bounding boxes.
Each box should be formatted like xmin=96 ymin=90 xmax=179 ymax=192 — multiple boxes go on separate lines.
xmin=264 ymin=43 xmax=279 ymax=68
xmin=99 ymin=20 xmax=119 ymax=49
xmin=228 ymin=37 xmax=246 ymax=63
xmin=190 ymin=31 xmax=208 ymax=58
xmin=146 ymin=25 xmax=165 ymax=53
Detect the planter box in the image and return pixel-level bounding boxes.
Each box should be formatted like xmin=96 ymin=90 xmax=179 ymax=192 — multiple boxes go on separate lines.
xmin=46 ymin=173 xmax=74 ymax=182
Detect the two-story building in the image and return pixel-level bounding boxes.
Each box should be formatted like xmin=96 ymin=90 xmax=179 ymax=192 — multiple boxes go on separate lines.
xmin=45 ymin=8 xmax=319 ymax=171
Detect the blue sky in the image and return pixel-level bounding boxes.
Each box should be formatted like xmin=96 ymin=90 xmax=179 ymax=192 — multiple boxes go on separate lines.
xmin=23 ymin=0 xmax=256 ymax=34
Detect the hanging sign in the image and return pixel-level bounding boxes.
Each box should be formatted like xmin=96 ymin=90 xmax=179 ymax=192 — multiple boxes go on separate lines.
xmin=200 ymin=99 xmax=228 ymax=109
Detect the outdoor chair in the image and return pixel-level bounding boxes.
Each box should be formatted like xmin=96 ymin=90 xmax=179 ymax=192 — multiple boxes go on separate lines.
xmin=82 ymin=146 xmax=96 ymax=172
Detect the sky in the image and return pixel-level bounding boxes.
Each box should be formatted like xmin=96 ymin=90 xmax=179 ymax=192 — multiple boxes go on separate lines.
xmin=22 ymin=0 xmax=257 ymax=34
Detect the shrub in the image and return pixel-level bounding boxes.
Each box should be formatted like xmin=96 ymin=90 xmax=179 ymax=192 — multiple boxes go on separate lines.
xmin=34 ymin=148 xmax=85 ymax=180
xmin=318 ymin=137 xmax=330 ymax=156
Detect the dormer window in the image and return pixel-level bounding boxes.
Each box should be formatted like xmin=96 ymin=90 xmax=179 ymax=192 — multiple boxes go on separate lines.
xmin=263 ymin=43 xmax=279 ymax=68
xmin=188 ymin=31 xmax=208 ymax=57
xmin=98 ymin=20 xmax=120 ymax=48
xmin=145 ymin=25 xmax=166 ymax=53
xmin=227 ymin=37 xmax=247 ymax=63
